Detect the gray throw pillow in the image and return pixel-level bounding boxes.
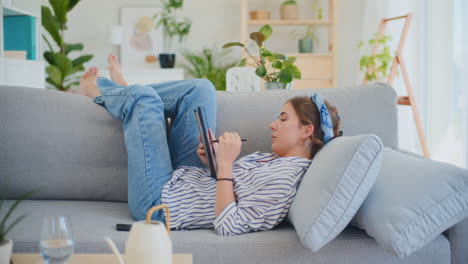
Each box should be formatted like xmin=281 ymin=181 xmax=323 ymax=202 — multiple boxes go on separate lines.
xmin=288 ymin=134 xmax=384 ymax=252
xmin=352 ymin=147 xmax=468 ymax=258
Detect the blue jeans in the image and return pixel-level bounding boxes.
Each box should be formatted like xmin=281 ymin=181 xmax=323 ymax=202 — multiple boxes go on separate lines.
xmin=93 ymin=77 xmax=217 ymax=222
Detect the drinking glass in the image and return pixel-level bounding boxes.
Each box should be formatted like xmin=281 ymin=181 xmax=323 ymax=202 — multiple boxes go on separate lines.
xmin=39 ymin=216 xmax=74 ymax=264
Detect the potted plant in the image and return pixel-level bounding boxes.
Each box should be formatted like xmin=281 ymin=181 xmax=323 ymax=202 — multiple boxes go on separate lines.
xmin=280 ymin=0 xmax=298 ymax=20
xmin=296 ymin=26 xmax=317 ymax=53
xmin=358 ymin=33 xmax=393 ymax=82
xmin=0 ymin=183 xmax=34 ymax=264
xmin=41 ymin=0 xmax=93 ymax=92
xmin=181 ymin=48 xmax=245 ymax=91
xmin=154 ymin=0 xmax=191 ymax=68
xmin=223 ymin=24 xmax=301 ymax=90
xmin=295 ymin=0 xmax=322 ymax=53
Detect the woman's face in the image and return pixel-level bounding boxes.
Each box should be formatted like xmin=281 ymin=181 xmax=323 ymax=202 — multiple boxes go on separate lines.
xmin=269 ymin=102 xmax=310 ymax=157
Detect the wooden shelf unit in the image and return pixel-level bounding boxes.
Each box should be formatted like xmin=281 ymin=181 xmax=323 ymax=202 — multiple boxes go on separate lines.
xmin=0 ymin=0 xmax=44 ymax=88
xmin=240 ymin=0 xmax=337 ymax=89
xmin=247 ymin=19 xmax=332 ymax=25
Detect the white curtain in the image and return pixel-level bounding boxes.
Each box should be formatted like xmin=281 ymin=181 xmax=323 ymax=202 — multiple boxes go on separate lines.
xmin=449 ymin=0 xmax=467 ymax=167
xmin=426 ymin=0 xmax=467 ymax=168
xmin=360 ymin=0 xmax=467 ymax=168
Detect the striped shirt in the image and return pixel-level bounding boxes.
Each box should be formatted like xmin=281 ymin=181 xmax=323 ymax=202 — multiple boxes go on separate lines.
xmin=161 ymin=151 xmax=311 ymax=236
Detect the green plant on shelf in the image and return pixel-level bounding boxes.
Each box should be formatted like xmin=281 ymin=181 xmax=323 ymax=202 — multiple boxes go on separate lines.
xmin=181 ymin=48 xmax=245 ymax=91
xmin=358 ymin=33 xmax=394 ymax=82
xmin=154 ymin=0 xmax=192 ymax=52
xmin=292 ymin=25 xmax=317 ymax=41
xmin=223 ymin=24 xmax=301 ymax=85
xmin=310 ymin=0 xmax=323 ymax=20
xmin=41 ymin=0 xmax=93 ymax=91
xmin=282 ymin=0 xmax=297 ymax=6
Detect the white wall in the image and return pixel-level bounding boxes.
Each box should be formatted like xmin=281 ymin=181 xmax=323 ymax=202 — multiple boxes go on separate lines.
xmin=41 ymin=0 xmax=366 ymax=88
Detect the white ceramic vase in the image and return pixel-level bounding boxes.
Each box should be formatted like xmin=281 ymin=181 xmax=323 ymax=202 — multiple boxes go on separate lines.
xmin=265 ymin=82 xmax=292 ymax=90
xmin=0 ymin=239 xmax=13 ymax=264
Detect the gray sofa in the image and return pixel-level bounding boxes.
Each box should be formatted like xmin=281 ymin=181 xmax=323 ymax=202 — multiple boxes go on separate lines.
xmin=1 ymin=82 xmax=467 ymax=264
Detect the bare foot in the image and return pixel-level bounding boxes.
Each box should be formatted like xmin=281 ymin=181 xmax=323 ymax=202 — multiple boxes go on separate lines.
xmin=79 ymin=67 xmax=102 ymax=99
xmin=108 ymin=54 xmax=128 ymax=86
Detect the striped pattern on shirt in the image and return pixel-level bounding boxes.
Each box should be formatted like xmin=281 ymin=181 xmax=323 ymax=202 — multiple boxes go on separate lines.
xmin=161 ymin=151 xmax=311 ymax=236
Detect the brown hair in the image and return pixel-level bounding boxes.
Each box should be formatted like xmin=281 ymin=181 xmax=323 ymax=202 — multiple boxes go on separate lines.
xmin=287 ymin=96 xmax=341 ymax=159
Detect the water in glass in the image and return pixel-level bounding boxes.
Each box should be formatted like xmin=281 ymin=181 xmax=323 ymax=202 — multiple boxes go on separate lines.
xmin=40 ymin=216 xmax=74 ymax=264
xmin=40 ymin=239 xmax=74 ymax=264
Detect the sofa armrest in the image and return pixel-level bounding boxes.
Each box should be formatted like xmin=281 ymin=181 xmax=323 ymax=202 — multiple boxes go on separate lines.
xmin=444 ymin=217 xmax=468 ymax=264
xmin=397 ymin=148 xmax=428 ymax=160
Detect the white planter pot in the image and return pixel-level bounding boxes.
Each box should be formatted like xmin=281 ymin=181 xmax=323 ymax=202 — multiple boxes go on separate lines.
xmin=0 ymin=239 xmax=13 ymax=264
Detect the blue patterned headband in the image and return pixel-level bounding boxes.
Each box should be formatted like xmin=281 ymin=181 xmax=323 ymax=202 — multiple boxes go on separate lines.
xmin=310 ymin=94 xmax=334 ymax=144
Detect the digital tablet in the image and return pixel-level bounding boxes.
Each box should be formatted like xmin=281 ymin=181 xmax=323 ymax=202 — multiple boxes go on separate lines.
xmin=194 ymin=106 xmax=218 ymax=179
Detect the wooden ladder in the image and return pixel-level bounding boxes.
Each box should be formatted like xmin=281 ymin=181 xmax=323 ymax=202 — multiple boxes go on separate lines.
xmin=364 ymin=13 xmax=430 ymax=158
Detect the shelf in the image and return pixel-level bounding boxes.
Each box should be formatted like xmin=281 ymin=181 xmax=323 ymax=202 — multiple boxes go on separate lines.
xmin=246 ymin=53 xmax=333 ymax=59
xmin=1 ymin=58 xmax=45 ymax=88
xmin=248 ymin=19 xmax=331 ymax=25
xmin=3 ymin=6 xmax=36 ymax=18
xmin=286 ymin=53 xmax=333 ymax=58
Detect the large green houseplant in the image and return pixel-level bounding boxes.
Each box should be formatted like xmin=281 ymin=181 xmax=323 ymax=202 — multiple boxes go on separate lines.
xmin=42 ymin=0 xmax=93 ymax=91
xmin=0 ymin=182 xmax=34 ymax=264
xmin=154 ymin=0 xmax=191 ymax=68
xmin=181 ymin=48 xmax=245 ymax=91
xmin=223 ymin=24 xmax=301 ymax=89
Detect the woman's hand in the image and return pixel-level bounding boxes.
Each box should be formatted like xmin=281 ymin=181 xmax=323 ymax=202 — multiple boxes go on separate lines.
xmin=216 ymin=132 xmax=242 ymax=168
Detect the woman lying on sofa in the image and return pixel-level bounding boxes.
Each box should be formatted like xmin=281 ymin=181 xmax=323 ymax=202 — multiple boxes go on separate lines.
xmin=79 ymin=54 xmax=341 ymax=236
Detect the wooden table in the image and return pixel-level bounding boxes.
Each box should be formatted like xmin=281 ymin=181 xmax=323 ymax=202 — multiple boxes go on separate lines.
xmin=11 ymin=253 xmax=192 ymax=264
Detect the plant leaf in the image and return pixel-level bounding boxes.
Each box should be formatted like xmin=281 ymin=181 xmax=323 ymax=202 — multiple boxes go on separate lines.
xmin=52 ymin=53 xmax=73 ymax=78
xmin=272 ymin=60 xmax=283 ymax=69
xmin=286 ymin=56 xmax=296 ymax=63
xmin=260 ymin=48 xmax=272 ymax=57
xmin=278 ymin=68 xmax=293 ymax=83
xmin=46 ymin=65 xmax=62 ymax=86
xmin=357 ymin=41 xmax=364 ymax=49
xmin=222 ymin=42 xmax=245 ymax=48
xmin=272 ymin=53 xmax=286 ymax=60
xmin=43 ymin=51 xmax=55 ymax=65
xmin=250 ymin=32 xmax=265 ymax=47
xmin=3 ymin=215 xmax=26 ymax=238
xmin=65 ymin=43 xmax=83 ymax=55
xmin=259 ymin=24 xmax=273 ymax=41
xmin=283 ymin=63 xmax=301 ymax=79
xmin=266 ymin=56 xmax=277 ymax=62
xmin=42 ymin=34 xmax=53 ymax=52
xmin=0 ymin=190 xmax=35 ymax=238
xmin=255 ymin=64 xmax=267 ymax=78
xmin=68 ymin=0 xmax=80 ymax=11
xmin=72 ymin=55 xmax=93 ymax=68
xmin=238 ymin=58 xmax=247 ymax=67
xmin=69 ymin=65 xmax=85 ymax=76
xmin=0 ymin=177 xmax=12 ymax=218
xmin=41 ymin=6 xmax=62 ymax=47
xmin=49 ymin=0 xmax=70 ymax=26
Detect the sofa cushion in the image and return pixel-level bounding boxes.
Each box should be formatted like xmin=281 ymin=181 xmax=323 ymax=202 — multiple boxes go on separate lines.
xmin=352 ymin=147 xmax=468 ymax=258
xmin=288 ymin=134 xmax=384 ymax=251
xmin=4 ymin=200 xmax=450 ymax=264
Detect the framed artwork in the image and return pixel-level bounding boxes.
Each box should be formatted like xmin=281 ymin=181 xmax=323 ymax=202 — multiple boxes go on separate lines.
xmin=120 ymin=6 xmax=164 ymax=69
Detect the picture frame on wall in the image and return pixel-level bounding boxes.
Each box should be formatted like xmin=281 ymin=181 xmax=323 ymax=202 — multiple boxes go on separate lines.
xmin=120 ymin=6 xmax=164 ymax=69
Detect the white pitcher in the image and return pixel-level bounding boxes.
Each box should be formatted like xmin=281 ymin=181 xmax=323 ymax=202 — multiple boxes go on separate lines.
xmin=106 ymin=205 xmax=172 ymax=264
